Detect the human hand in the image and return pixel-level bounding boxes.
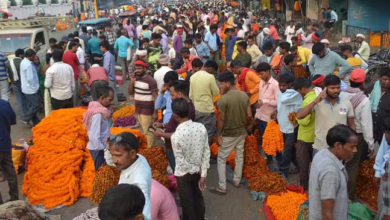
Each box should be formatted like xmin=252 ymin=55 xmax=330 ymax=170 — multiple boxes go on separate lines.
xmin=130 ymin=75 xmax=136 ymax=84
xmin=246 ymin=92 xmax=251 ymax=96
xmin=217 ymin=136 xmax=222 ymax=146
xmin=270 ymin=111 xmax=277 ymax=120
xmin=374 ymin=177 xmax=381 ymax=189
xmin=315 ymin=89 xmax=326 ymax=104
xmin=154 ymin=130 xmax=163 ymax=138
xmin=153 ymin=122 xmax=164 ymax=129
xmin=153 ymin=112 xmax=158 ymax=121
xmin=256 ymin=100 xmax=264 ymax=108
xmin=367 ymin=149 xmax=374 ymax=158
xmin=198 ymin=177 xmax=207 ymax=191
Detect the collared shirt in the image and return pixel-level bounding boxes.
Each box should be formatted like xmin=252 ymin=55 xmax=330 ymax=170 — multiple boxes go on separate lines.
xmin=176 ymin=54 xmax=200 ymax=74
xmin=297 ymin=91 xmax=316 ymax=143
xmin=0 ymin=99 xmax=16 ymax=151
xmin=151 ymin=179 xmax=180 ymax=220
xmin=103 ymin=51 xmax=116 ymax=80
xmin=189 ymin=70 xmax=220 ymax=113
xmin=277 ymin=89 xmax=302 ymax=134
xmin=330 ymin=10 xmax=338 ymax=21
xmin=154 ymin=66 xmax=172 ymax=91
xmin=134 ymin=75 xmax=158 ymax=116
xmin=309 ymin=50 xmax=352 ymax=78
xmin=312 ymin=98 xmax=354 ymax=150
xmin=247 ymin=44 xmax=262 ymax=64
xmin=284 ymin=25 xmax=295 ymax=42
xmin=79 ymin=33 xmax=92 ymax=52
xmin=374 ymin=135 xmax=390 ymax=178
xmin=44 ymin=62 xmax=75 ymax=100
xmin=161 ymin=33 xmax=169 ymax=55
xmin=105 ymin=153 xmax=152 ymax=219
xmin=296 ymin=46 xmax=311 ymax=65
xmin=204 ymin=31 xmax=217 ymax=51
xmin=0 ymin=52 xmax=9 ymax=81
xmin=86 ymin=114 xmax=110 ymax=151
xmin=20 ymin=58 xmax=39 ymax=94
xmin=76 ymin=47 xmax=85 ymax=65
xmin=63 ymin=51 xmax=80 ymax=79
xmin=171 ymin=120 xmax=210 ymax=177
xmin=236 ymin=69 xmax=260 ymax=105
xmin=358 ymin=41 xmax=370 ymax=61
xmin=114 ymin=36 xmax=134 ymax=58
xmin=195 ymin=41 xmax=211 ymax=63
xmin=104 ymin=31 xmax=117 ymax=45
xmin=155 ymin=91 xmax=172 ymax=124
xmin=255 ymin=77 xmax=279 ymax=122
xmin=87 ymin=37 xmax=102 ymax=55
xmin=382 ymin=160 xmax=390 ymax=217
xmin=87 ymin=66 xmax=108 ymax=87
xmin=309 ymin=149 xmax=348 ymax=220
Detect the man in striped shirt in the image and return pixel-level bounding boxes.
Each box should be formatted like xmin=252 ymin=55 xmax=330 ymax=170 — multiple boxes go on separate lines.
xmin=0 ymin=51 xmax=10 ymax=101
xmin=128 ymin=60 xmax=158 ymax=148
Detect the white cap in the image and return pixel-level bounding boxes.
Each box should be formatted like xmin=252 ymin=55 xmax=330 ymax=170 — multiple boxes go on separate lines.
xmin=87 ymin=26 xmax=93 ymax=31
xmin=356 ymin=33 xmax=365 ymax=39
xmin=321 ymin=39 xmax=330 ymax=44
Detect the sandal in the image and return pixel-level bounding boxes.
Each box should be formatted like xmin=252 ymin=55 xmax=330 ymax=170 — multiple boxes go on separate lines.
xmin=208 ymin=187 xmax=226 ymax=195
xmin=227 ymin=179 xmax=240 ymax=188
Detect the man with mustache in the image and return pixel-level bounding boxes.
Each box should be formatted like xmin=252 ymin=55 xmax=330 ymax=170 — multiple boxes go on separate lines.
xmin=297 ymin=75 xmax=356 ymax=156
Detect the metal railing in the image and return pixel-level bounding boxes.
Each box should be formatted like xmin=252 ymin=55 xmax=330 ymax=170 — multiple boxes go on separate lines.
xmin=345 ymin=24 xmax=371 ymax=44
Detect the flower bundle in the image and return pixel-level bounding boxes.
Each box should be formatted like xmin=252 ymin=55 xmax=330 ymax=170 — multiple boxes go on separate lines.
xmin=356 ymin=157 xmax=378 ymax=209
xmin=214 ymin=106 xmax=219 ymax=128
xmin=210 ymin=143 xmax=219 ymax=158
xmin=113 ymin=115 xmax=137 ymax=127
xmin=267 ymin=191 xmax=308 ymax=220
xmin=22 ymin=108 xmax=95 ymax=210
xmin=288 ymin=112 xmax=298 ymax=127
xmin=139 ymin=147 xmax=169 ymax=188
xmin=262 ymin=121 xmax=284 ymax=156
xmin=112 ymin=105 xmax=136 ymax=121
xmin=110 ymin=127 xmax=148 ymax=150
xmin=90 ymin=165 xmax=120 ymax=204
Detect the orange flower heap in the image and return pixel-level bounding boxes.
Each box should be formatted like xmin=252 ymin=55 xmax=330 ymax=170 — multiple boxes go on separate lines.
xmin=112 ymin=105 xmax=136 ymax=121
xmin=139 ymin=147 xmax=169 ymax=188
xmin=356 ymin=157 xmax=378 ymax=209
xmin=23 ymin=108 xmax=95 ymax=210
xmin=288 ymin=112 xmax=298 ymax=126
xmin=267 ymin=191 xmax=307 ymax=220
xmin=262 ymin=121 xmax=284 ymax=156
xmin=110 ymin=127 xmax=148 ymax=150
xmin=90 ymin=165 xmax=121 ymax=204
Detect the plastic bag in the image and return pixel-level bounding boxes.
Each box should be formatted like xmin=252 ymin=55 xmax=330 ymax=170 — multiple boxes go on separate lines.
xmin=79 ymin=68 xmax=88 ymax=84
xmin=12 ymin=145 xmax=26 ymax=174
xmin=348 ymin=203 xmax=375 ymax=220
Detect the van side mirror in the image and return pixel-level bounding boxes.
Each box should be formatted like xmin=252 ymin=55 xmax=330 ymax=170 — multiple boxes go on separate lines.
xmin=34 ymin=45 xmax=41 ymax=51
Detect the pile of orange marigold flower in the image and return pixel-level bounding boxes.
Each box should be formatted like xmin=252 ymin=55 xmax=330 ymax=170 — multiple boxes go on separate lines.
xmin=139 ymin=146 xmax=169 ymax=188
xmin=112 ymin=105 xmax=136 ymax=121
xmin=356 ymin=157 xmax=378 ymax=209
xmin=90 ymin=165 xmax=121 ymax=204
xmin=262 ymin=121 xmax=284 ymax=156
xmin=267 ymin=191 xmax=308 ymax=220
xmin=23 ymin=108 xmax=95 ymax=210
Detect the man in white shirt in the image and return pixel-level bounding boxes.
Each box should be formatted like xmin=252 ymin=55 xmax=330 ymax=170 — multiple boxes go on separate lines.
xmin=356 ymin=34 xmax=370 ymax=61
xmin=171 ymin=98 xmax=210 ymax=220
xmin=236 ymin=23 xmax=245 ymax=39
xmin=154 ymin=54 xmax=172 ymax=91
xmin=44 ymin=50 xmax=75 ymax=110
xmin=74 ymin=38 xmax=85 ymax=66
xmin=327 ymin=7 xmax=338 ymax=22
xmin=105 ymin=132 xmax=152 ymax=220
xmin=284 ymin=20 xmax=295 ymax=43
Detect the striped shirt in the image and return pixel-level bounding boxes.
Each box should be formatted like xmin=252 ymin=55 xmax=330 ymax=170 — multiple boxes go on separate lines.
xmin=134 ymin=75 xmax=158 ymax=115
xmin=0 ymin=52 xmax=9 ymax=81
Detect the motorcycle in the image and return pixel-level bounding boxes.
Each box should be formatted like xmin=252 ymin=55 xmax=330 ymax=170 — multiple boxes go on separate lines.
xmin=365 ymin=48 xmax=390 ymax=87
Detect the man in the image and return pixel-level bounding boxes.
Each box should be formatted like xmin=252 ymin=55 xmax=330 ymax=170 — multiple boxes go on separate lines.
xmin=80 ymin=26 xmax=92 ymax=53
xmin=254 ymin=42 xmax=281 ymax=77
xmin=247 ymin=35 xmax=262 ymax=66
xmin=340 ymin=44 xmax=368 ymax=71
xmin=297 ymin=75 xmax=356 ymax=156
xmin=20 ymin=49 xmax=42 ymax=126
xmin=204 ymin=24 xmax=219 ymax=64
xmin=83 ymin=85 xmax=114 ymax=170
xmin=88 ymin=30 xmax=103 ymax=65
xmin=269 ymin=23 xmax=280 ymax=47
xmin=115 ymin=29 xmax=134 ymax=80
xmin=236 ymin=23 xmax=245 ymax=39
xmin=356 ymin=34 xmax=370 ymax=61
xmin=155 ymin=71 xmax=179 ymax=128
xmin=327 ymin=7 xmax=338 ymax=23
xmin=225 ymin=28 xmax=237 ymax=62
xmin=63 ymin=41 xmax=81 ymax=107
xmin=73 ymin=39 xmax=86 ymax=68
xmin=368 ymin=68 xmax=390 ymax=144
xmin=150 ymin=179 xmax=181 ymax=220
xmin=154 ymin=54 xmax=173 ymax=91
xmin=74 ymin=31 xmax=85 ymax=51
xmin=294 ymin=77 xmax=316 ymax=190
xmin=274 ymin=41 xmax=291 ymax=76
xmin=284 ymin=20 xmax=295 ymax=43
xmin=171 ymin=98 xmax=210 ymax=220
xmin=275 ymin=74 xmax=302 ymax=177
xmin=255 ymin=63 xmax=281 ymax=164
xmin=0 ymin=99 xmax=19 ymax=205
xmin=309 ymin=42 xmax=351 ymax=78
xmin=100 ymin=40 xmax=118 ymax=105
xmin=104 ymin=24 xmax=117 ymax=54
xmin=87 ymin=63 xmax=109 ymax=101
xmin=128 ymin=60 xmax=158 ymax=148
xmin=233 ymin=41 xmax=252 ymax=68
xmin=157 ymin=27 xmax=169 ymax=55
xmin=339 ymin=69 xmax=374 ymax=200
xmin=175 ymin=48 xmax=200 ymax=75
xmin=147 ymin=33 xmax=162 ymax=70
xmin=209 ymin=71 xmax=251 ymax=195
xmin=261 ymin=28 xmax=275 ymax=53
xmin=290 ymin=45 xmax=311 ymax=66
xmin=189 ymin=60 xmax=220 ymax=141
xmin=7 ymin=49 xmax=24 ymax=118
xmin=313 ymin=23 xmax=323 ymax=40
xmin=309 ymin=124 xmax=358 ymax=220
xmin=230 ymin=60 xmax=260 ymax=116
xmin=0 ymin=50 xmax=9 ymax=101
xmin=104 ymin=132 xmax=152 ymax=219
xmin=185 ymin=39 xmax=197 ymax=56
xmin=194 ymin=33 xmax=210 ymax=64
xmin=279 ymin=54 xmax=296 ymax=79
xmin=203 ymin=60 xmax=219 ymax=76
xmin=44 ymin=50 xmax=75 ymax=110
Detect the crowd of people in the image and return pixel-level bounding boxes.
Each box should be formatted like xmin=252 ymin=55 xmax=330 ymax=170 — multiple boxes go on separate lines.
xmin=0 ymin=1 xmax=390 ymax=220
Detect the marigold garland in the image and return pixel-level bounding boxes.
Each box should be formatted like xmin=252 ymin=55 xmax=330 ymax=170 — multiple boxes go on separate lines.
xmin=267 ymin=191 xmax=307 ymax=220
xmin=110 ymin=127 xmax=148 ymax=150
xmin=262 ymin=121 xmax=284 ymax=156
xmin=23 ymin=108 xmax=95 ymax=210
xmin=356 ymin=157 xmax=378 ymax=209
xmin=288 ymin=112 xmax=298 ymax=127
xmin=90 ymin=165 xmax=121 ymax=204
xmin=112 ymin=105 xmax=136 ymax=121
xmin=210 ymin=143 xmax=219 ymax=158
xmin=139 ymin=146 xmax=169 ymax=188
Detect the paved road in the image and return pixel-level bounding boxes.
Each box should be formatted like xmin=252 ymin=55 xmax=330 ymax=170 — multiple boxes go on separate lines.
xmin=0 ymin=82 xmax=299 ymax=220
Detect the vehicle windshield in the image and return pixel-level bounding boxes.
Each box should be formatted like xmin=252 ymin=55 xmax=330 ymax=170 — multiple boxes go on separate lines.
xmin=0 ymin=34 xmax=31 ymax=53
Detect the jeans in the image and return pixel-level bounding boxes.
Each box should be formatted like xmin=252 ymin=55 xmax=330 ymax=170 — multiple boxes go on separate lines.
xmin=296 ymin=141 xmax=313 ymax=190
xmin=257 ymin=119 xmax=282 ymax=165
xmin=89 ymin=149 xmax=106 ymax=171
xmin=23 ymin=92 xmax=42 ymax=126
xmin=176 ymin=173 xmax=206 ymax=220
xmin=0 ymin=79 xmax=10 ymax=101
xmin=10 ymin=83 xmax=25 ymax=118
xmin=73 ymin=78 xmax=80 ymax=107
xmin=0 ymin=150 xmax=19 ymax=204
xmin=166 ymin=148 xmax=176 ymax=173
xmin=279 ymin=128 xmax=299 ymax=177
xmin=118 ymin=57 xmax=128 ymax=79
xmin=51 ymin=97 xmax=73 ymax=110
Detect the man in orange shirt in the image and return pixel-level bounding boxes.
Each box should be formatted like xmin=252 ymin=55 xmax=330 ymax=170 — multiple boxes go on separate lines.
xmin=269 ymin=23 xmax=280 ymax=47
xmin=230 ymin=60 xmax=261 ymax=117
xmin=175 ymin=48 xmax=200 ymax=75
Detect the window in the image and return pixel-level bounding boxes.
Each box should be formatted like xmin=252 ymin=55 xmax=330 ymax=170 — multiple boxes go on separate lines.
xmin=34 ymin=31 xmax=45 ymax=46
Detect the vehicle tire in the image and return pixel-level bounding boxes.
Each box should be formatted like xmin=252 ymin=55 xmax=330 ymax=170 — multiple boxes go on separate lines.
xmin=365 ymin=65 xmax=381 ymax=87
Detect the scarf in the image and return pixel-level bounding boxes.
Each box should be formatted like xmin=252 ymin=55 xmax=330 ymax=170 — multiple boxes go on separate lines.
xmin=82 ymin=101 xmax=111 ymax=130
xmin=237 ymin=68 xmax=252 ymax=92
xmin=344 ymin=87 xmax=366 ymax=110
xmin=370 ymin=81 xmax=382 ymax=113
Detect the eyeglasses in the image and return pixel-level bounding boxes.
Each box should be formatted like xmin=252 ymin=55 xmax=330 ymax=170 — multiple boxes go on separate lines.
xmin=108 ymin=134 xmax=129 ymax=145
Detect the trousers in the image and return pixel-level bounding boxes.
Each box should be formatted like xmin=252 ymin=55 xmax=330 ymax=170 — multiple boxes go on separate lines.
xmin=0 ymin=79 xmax=10 ymax=102
xmin=346 ymin=133 xmax=366 ymax=200
xmin=176 ymin=173 xmax=205 ymax=220
xmin=296 ymin=141 xmax=313 ymax=190
xmin=23 ymin=92 xmax=42 ymax=126
xmin=138 ymin=114 xmax=155 ymax=148
xmin=279 ymin=128 xmax=299 ymax=177
xmin=0 ymin=150 xmax=19 ymax=204
xmin=10 ymin=84 xmax=25 ymax=118
xmin=51 ymin=97 xmax=73 ymax=110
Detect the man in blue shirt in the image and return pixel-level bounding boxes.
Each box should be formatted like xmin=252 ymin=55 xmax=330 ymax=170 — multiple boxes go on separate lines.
xmin=155 ymin=71 xmax=179 ymax=125
xmin=204 ymin=24 xmax=219 ymax=64
xmin=20 ymin=49 xmax=42 ymax=126
xmin=0 ymin=99 xmax=19 ymax=204
xmin=194 ymin=33 xmax=210 ymax=64
xmin=88 ymin=30 xmax=103 ymax=65
xmin=114 ymin=29 xmax=134 ymax=80
xmin=101 ymin=40 xmax=117 ymax=105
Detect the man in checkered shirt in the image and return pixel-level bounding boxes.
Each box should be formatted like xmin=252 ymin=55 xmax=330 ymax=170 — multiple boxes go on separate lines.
xmin=104 ymin=24 xmax=117 ymax=55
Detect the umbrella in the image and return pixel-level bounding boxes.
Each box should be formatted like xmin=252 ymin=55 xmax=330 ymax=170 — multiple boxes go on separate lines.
xmin=0 ymin=10 xmax=12 ymax=17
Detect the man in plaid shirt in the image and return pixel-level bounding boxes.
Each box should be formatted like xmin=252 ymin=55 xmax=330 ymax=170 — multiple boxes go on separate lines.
xmin=104 ymin=24 xmax=117 ymax=55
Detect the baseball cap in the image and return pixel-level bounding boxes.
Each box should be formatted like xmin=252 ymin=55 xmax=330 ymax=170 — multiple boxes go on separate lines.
xmin=350 ymin=68 xmax=366 ymax=83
